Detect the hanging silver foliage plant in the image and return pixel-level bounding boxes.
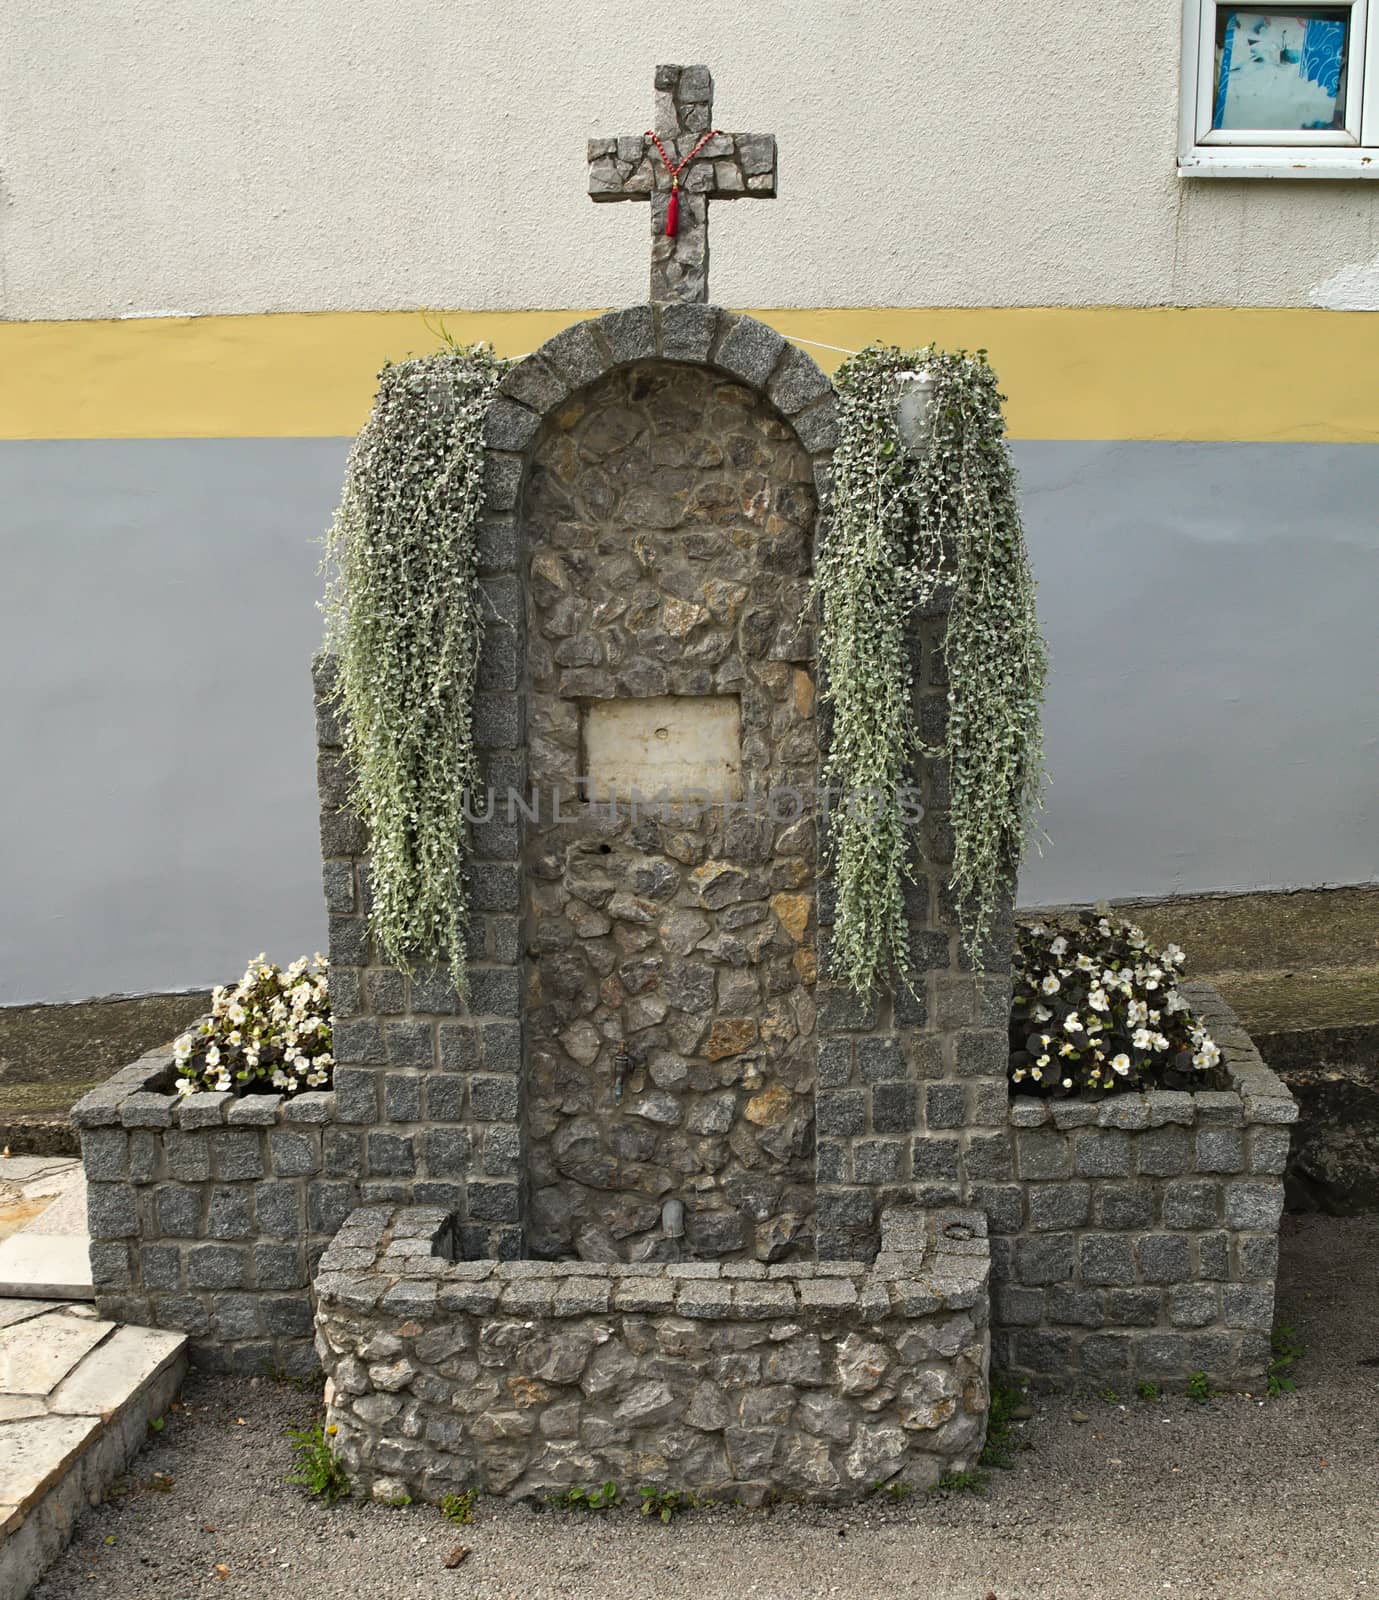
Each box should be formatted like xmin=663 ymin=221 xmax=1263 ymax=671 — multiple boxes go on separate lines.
xmin=322 ymin=343 xmax=508 ymax=994
xmin=816 ymin=344 xmax=1047 ymax=989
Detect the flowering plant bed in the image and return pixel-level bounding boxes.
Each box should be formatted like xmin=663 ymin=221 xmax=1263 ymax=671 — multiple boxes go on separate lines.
xmin=174 ymin=953 xmax=332 ymax=1097
xmin=1009 ymin=912 xmax=1219 ymax=1096
xmin=72 ymin=952 xmax=347 ymax=1375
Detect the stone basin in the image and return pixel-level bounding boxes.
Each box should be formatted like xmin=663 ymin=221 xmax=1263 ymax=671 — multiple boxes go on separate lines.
xmin=312 ymin=1205 xmax=991 ymax=1506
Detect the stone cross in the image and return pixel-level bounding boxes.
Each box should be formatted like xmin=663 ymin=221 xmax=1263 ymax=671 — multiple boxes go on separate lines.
xmin=588 ymin=64 xmax=777 ymax=305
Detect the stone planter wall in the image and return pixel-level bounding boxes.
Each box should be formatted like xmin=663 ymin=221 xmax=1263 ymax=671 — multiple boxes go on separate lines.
xmin=72 ymin=1045 xmax=351 ymax=1376
xmin=314 ymin=1206 xmax=991 ymax=1506
xmin=988 ymin=983 xmax=1297 ymax=1390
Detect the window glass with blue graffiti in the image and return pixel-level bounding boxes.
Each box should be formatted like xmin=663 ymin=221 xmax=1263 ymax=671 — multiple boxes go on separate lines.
xmin=1213 ymin=7 xmax=1349 ymax=129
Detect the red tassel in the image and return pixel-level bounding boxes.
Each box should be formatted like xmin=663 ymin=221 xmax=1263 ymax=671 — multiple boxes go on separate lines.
xmin=666 ymin=184 xmax=679 ymax=238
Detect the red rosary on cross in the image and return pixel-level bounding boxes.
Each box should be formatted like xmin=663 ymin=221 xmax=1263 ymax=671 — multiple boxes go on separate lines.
xmin=647 ymin=129 xmax=721 ymax=237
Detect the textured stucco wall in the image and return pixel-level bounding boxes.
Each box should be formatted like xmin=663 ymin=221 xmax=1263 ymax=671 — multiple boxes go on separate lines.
xmin=4 ymin=0 xmax=1379 ymax=319
xmin=2 ymin=437 xmax=1375 ymax=1005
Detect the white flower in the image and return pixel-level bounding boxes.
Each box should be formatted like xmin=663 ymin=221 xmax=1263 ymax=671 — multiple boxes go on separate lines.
xmin=1041 ymin=975 xmax=1061 ymax=995
xmin=204 ymin=1044 xmax=221 ymax=1068
xmin=1036 ymin=1053 xmax=1050 ymax=1067
xmin=1030 ymin=1066 xmax=1043 ymax=1080
xmin=1049 ymin=936 xmax=1067 ymax=957
xmin=1075 ymin=953 xmax=1095 ymax=972
xmin=1111 ymin=1053 xmax=1131 ymax=1076
xmin=173 ymin=1035 xmax=193 ymax=1062
xmin=1032 ymin=1005 xmax=1052 ymax=1023
xmin=1127 ymin=999 xmax=1148 ymax=1025
xmin=1163 ymin=944 xmax=1185 ymax=968
xmin=1087 ymin=988 xmax=1109 ymax=1012
xmin=175 ymin=1077 xmax=195 ymax=1096
xmin=1132 ymin=1027 xmax=1155 ymax=1051
xmin=1062 ymin=1077 xmax=1073 ymax=1089
xmin=1063 ymin=1013 xmax=1084 ymax=1033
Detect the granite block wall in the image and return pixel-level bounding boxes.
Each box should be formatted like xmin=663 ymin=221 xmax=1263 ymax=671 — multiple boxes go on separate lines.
xmin=811 ymin=608 xmax=1015 ymax=1262
xmin=990 ymin=983 xmax=1297 ymax=1389
xmin=72 ymin=1046 xmax=344 ymax=1375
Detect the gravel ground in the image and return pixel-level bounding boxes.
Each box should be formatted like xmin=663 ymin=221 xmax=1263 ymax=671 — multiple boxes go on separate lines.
xmin=30 ymin=1214 xmax=1379 ymax=1600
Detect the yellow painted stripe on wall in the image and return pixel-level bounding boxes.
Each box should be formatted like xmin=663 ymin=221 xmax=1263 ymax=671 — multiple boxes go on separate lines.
xmin=1 ymin=307 xmax=1376 ymax=443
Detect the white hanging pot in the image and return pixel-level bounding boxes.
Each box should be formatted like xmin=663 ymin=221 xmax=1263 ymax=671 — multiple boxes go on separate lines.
xmin=895 ymin=368 xmax=938 ymax=454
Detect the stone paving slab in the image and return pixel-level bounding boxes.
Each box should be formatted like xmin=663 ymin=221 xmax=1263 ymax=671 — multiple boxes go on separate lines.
xmin=0 ymin=1300 xmax=186 ymax=1600
xmin=0 ymin=1311 xmax=113 ymax=1395
xmin=0 ymin=1237 xmax=93 ymax=1301
xmin=0 ymin=1157 xmax=93 ymax=1301
xmin=0 ymin=1302 xmax=60 ymax=1332
xmin=46 ymin=1326 xmax=183 ymax=1418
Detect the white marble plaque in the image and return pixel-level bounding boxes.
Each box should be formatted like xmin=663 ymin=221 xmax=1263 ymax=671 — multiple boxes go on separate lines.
xmin=582 ymin=695 xmax=742 ymax=802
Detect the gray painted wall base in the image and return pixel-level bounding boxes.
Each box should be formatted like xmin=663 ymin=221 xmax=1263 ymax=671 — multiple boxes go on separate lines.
xmin=2 ymin=439 xmax=1376 ymax=1003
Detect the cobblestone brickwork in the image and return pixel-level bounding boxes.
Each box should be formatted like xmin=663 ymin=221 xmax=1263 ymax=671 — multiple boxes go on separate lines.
xmin=587 ymin=64 xmax=778 ymax=304
xmin=992 ymin=984 xmax=1297 ymax=1389
xmin=312 ymin=303 xmax=998 ymax=1270
xmin=72 ymin=1049 xmax=343 ymax=1375
xmin=522 ymin=360 xmax=819 ymax=1262
xmin=314 ymin=1205 xmax=990 ymax=1505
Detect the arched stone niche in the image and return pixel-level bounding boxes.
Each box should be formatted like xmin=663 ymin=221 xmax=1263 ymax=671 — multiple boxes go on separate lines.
xmin=518 ymin=357 xmax=822 ymax=1261
xmin=491 ymin=306 xmax=837 ymax=1263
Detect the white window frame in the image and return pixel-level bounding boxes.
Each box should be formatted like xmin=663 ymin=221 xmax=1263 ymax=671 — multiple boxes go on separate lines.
xmin=1179 ymin=0 xmax=1379 ymax=177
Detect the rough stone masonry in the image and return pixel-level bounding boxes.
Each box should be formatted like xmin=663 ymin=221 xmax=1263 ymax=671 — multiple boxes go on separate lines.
xmin=72 ymin=70 xmax=1295 ymax=1508
xmin=314 ymin=1205 xmax=990 ymax=1504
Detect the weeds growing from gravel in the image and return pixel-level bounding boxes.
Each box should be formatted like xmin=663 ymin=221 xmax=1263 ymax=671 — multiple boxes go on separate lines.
xmin=1138 ymin=1382 xmax=1161 ymax=1402
xmin=932 ymin=1470 xmax=989 ymax=1496
xmin=285 ymin=1423 xmax=350 ymax=1504
xmin=1186 ymin=1371 xmax=1214 ymax=1405
xmin=441 ymin=1490 xmax=478 ymax=1525
xmin=1267 ymin=1324 xmax=1306 ymax=1396
xmin=551 ymin=1482 xmax=622 ymax=1511
xmin=639 ymin=1486 xmax=697 ymax=1522
xmin=980 ymin=1378 xmax=1027 ymax=1469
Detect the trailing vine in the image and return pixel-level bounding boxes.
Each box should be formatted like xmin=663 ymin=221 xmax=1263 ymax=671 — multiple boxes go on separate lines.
xmin=815 ymin=345 xmax=1047 ymax=988
xmin=322 ymin=343 xmax=508 ymax=992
